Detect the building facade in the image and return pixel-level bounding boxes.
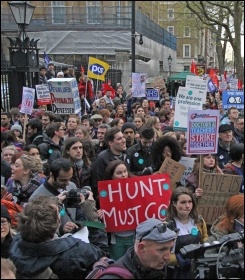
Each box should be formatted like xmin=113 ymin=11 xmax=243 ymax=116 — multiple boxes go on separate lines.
xmin=1 ymin=1 xmax=177 ymax=88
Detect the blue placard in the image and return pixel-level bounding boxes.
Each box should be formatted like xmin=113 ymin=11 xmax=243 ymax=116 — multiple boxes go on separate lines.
xmin=145 ymin=88 xmax=159 ymax=101
xmin=207 ymin=79 xmax=217 ymax=93
xmin=222 ymin=90 xmax=244 ymax=110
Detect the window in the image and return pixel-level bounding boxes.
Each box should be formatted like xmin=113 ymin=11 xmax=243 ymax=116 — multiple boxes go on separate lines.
xmin=184 ymin=26 xmax=190 ymax=37
xmin=183 ymin=44 xmax=191 ymax=58
xmin=51 ymin=1 xmax=65 ymax=24
xmin=168 ymin=9 xmax=174 ymax=19
xmin=86 ymin=1 xmax=101 ymax=24
xmin=167 ymin=26 xmax=174 ymax=35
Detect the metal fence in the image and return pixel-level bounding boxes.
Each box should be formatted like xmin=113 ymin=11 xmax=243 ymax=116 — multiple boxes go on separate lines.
xmin=1 ymin=69 xmax=10 ymax=111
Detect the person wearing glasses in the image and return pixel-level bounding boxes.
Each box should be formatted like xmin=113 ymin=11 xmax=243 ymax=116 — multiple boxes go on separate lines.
xmin=99 ymin=218 xmax=177 ymax=279
xmin=38 ymin=122 xmax=65 ymax=165
xmin=1 ymin=204 xmax=15 ymax=258
xmin=165 ymin=187 xmax=208 ymax=279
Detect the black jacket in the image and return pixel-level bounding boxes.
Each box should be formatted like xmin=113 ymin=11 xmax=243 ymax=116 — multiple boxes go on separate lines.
xmin=126 ymin=142 xmax=154 ymax=176
xmin=10 ymin=234 xmax=108 ymax=279
xmin=99 ymin=247 xmax=166 ymax=279
xmin=38 ymin=137 xmax=63 ymax=164
xmin=90 ymin=149 xmax=128 ymax=207
xmin=1 ymin=157 xmax=12 ymax=184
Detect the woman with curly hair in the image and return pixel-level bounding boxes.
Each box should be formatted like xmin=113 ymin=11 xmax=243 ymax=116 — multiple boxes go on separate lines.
xmin=151 ymin=135 xmax=182 ymax=172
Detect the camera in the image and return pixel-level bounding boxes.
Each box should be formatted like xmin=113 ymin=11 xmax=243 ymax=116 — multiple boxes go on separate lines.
xmin=180 ymin=231 xmax=244 ymax=279
xmin=64 ymin=187 xmax=90 ymax=208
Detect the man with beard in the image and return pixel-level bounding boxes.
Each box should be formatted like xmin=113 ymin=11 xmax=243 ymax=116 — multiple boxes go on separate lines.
xmin=126 ymin=125 xmax=155 ymax=175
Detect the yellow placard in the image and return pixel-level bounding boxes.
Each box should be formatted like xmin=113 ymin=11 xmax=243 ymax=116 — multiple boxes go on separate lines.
xmin=87 ymin=57 xmax=110 ymax=81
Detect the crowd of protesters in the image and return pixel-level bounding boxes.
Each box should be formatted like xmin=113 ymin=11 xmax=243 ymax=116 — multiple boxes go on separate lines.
xmin=1 ymin=64 xmax=244 ymax=279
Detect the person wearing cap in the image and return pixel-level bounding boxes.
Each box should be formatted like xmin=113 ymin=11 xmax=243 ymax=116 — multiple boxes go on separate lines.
xmin=165 ymin=187 xmax=208 ymax=279
xmin=45 ymin=62 xmax=56 ymax=80
xmin=99 ymin=218 xmax=177 ymax=279
xmin=121 ymin=122 xmax=137 ymax=148
xmin=91 ymin=114 xmax=103 ymax=137
xmin=1 ymin=204 xmax=14 ymax=258
xmin=216 ymin=123 xmax=238 ymax=169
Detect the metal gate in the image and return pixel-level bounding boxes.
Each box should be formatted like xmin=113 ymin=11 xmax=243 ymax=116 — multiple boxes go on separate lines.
xmin=1 ymin=69 xmax=10 ymax=111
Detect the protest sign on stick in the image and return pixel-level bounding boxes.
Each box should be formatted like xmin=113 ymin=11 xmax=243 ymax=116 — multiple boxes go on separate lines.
xmin=197 ymin=173 xmax=242 ymax=225
xmin=159 ymin=157 xmax=186 ymax=189
xmin=98 ymin=174 xmax=171 ymax=232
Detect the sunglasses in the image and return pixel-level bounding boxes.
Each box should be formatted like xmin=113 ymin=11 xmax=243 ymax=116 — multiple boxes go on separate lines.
xmin=139 ymin=221 xmax=178 ymax=242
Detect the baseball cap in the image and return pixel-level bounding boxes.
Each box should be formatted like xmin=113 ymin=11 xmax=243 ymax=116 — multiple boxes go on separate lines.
xmin=219 ymin=124 xmax=233 ymax=133
xmin=91 ymin=114 xmax=103 ymax=120
xmin=136 ymin=218 xmax=177 ymax=242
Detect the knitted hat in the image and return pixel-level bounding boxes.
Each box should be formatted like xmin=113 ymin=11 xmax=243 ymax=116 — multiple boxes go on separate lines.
xmin=57 ymin=72 xmax=64 ymax=77
xmin=11 ymin=124 xmax=22 ymax=134
xmin=1 ymin=204 xmax=11 ymax=222
xmin=121 ymin=122 xmax=136 ymax=133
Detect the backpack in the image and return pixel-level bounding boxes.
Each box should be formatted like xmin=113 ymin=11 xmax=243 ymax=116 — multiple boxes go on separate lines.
xmin=85 ymin=258 xmax=134 ymax=279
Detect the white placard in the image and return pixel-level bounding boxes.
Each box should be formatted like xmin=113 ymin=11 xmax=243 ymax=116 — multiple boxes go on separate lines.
xmin=48 ymin=78 xmax=81 ymax=114
xmin=179 ymin=157 xmax=196 ymax=186
xmin=173 ymin=87 xmax=206 ymax=131
xmin=132 ymin=73 xmax=147 ymax=98
xmin=20 ymin=87 xmax=35 ymax=115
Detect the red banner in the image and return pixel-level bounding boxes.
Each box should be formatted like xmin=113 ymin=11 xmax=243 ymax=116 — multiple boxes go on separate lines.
xmin=98 ymin=174 xmax=172 ymax=232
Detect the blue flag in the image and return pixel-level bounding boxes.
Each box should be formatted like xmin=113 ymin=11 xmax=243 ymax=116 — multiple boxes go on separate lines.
xmin=44 ymin=51 xmax=51 ymax=67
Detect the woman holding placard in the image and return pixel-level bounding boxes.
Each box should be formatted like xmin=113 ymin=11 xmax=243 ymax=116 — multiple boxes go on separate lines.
xmin=185 ymin=154 xmax=223 ymax=198
xmin=98 ymin=160 xmax=135 ymax=261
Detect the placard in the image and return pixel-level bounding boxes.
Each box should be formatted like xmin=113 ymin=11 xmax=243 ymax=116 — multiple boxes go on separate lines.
xmin=98 ymin=174 xmax=171 ymax=232
xmin=173 ymin=87 xmax=206 ymax=131
xmin=186 ymin=109 xmax=220 ymax=154
xmin=145 ymin=88 xmax=160 ymax=101
xmin=132 ymin=73 xmax=147 ymax=98
xmin=179 ymin=157 xmax=196 ymax=186
xmin=159 ymin=157 xmax=186 ymax=188
xmin=222 ymin=90 xmax=244 ymax=110
xmin=20 ymin=87 xmax=35 ymax=115
xmin=48 ymin=78 xmax=81 ymax=114
xmin=35 ymin=84 xmax=52 ymax=105
xmin=197 ymin=173 xmax=242 ymax=225
xmin=186 ymin=75 xmax=207 ymax=92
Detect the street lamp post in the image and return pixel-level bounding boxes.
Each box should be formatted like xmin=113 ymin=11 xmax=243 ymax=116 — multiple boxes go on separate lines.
xmin=7 ymin=1 xmax=40 ymax=109
xmin=168 ymin=54 xmax=172 ymax=77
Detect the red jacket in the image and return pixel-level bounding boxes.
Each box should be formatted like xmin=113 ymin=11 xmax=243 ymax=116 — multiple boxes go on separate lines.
xmin=78 ymin=80 xmax=94 ymax=101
